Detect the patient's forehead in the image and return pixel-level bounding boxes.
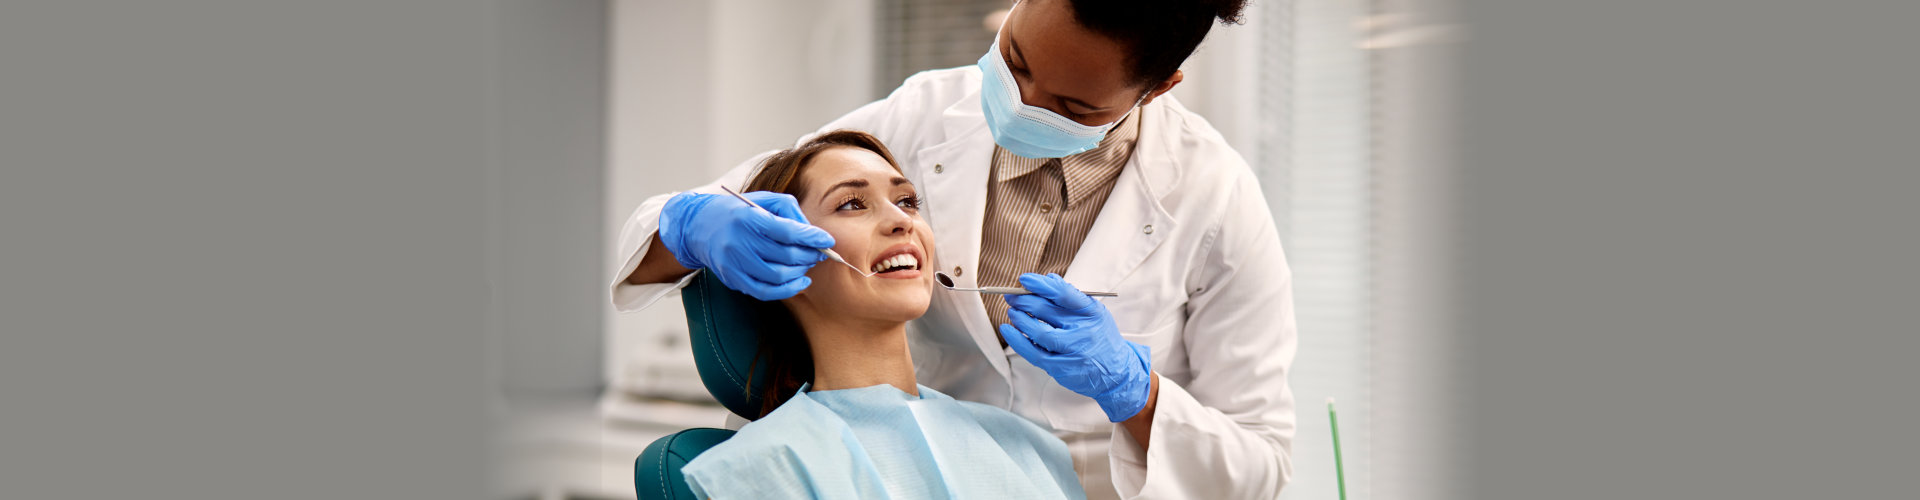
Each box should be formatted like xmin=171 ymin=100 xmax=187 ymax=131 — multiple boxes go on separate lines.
xmin=799 ymin=147 xmax=907 ymax=199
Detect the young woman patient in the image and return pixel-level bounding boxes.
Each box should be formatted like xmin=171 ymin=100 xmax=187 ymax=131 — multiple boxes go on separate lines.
xmin=677 ymin=130 xmax=1086 ymax=500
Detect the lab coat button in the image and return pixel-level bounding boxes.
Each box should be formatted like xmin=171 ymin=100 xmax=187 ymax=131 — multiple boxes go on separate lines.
xmin=952 ymin=266 xmax=963 ymax=276
xmin=933 ymin=164 xmax=944 ymax=173
xmin=1143 ymin=224 xmax=1154 ymax=234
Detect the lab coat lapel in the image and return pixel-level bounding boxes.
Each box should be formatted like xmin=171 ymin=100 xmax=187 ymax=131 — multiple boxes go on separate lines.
xmin=1064 ymin=101 xmax=1178 ymax=296
xmin=918 ymin=90 xmax=1012 ymax=382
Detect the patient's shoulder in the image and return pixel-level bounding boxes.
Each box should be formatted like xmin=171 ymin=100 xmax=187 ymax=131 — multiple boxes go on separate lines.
xmin=697 ymin=396 xmax=845 ymax=460
xmin=947 ymin=399 xmax=1075 ymax=466
xmin=944 ymin=398 xmax=1082 ymax=494
xmin=911 ymin=386 xmax=1053 ymax=440
xmin=952 ymin=400 xmax=1056 ymax=438
xmin=680 ymin=397 xmax=853 ymax=497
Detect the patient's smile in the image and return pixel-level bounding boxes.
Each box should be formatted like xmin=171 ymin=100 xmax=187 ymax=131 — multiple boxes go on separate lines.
xmin=868 ymin=243 xmax=924 ymax=279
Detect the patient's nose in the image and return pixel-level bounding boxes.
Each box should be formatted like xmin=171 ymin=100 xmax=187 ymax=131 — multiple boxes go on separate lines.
xmin=878 ymin=204 xmax=911 ymax=236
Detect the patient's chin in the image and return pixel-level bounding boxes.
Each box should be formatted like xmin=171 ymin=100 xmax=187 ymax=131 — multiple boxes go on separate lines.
xmin=863 ymin=291 xmax=932 ymax=323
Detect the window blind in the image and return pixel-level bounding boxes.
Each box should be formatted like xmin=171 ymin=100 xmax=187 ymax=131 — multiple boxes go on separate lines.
xmin=874 ymin=0 xmax=1007 ymax=99
xmin=1252 ymin=1 xmax=1378 ymax=500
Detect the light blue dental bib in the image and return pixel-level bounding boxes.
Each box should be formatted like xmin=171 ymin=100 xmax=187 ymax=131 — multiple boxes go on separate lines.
xmin=681 ymin=383 xmax=1086 ymax=500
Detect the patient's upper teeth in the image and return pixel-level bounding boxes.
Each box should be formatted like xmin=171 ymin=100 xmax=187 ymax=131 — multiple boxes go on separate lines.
xmin=869 ymin=253 xmax=920 ymax=273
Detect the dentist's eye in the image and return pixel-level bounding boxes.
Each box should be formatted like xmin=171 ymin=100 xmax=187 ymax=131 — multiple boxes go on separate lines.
xmin=835 ymin=195 xmax=866 ymax=212
xmin=895 ymin=195 xmax=921 ymax=211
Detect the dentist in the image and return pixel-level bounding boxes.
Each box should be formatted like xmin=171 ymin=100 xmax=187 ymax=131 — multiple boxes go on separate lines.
xmin=613 ymin=0 xmax=1295 ymax=498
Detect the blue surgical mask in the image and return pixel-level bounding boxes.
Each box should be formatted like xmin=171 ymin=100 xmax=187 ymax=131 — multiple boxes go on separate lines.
xmin=977 ymin=38 xmax=1139 ymax=159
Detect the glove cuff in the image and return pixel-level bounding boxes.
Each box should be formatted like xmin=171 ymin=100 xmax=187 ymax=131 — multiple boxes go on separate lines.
xmin=657 ymin=192 xmax=715 ymax=271
xmin=1096 ymin=341 xmax=1154 ymax=422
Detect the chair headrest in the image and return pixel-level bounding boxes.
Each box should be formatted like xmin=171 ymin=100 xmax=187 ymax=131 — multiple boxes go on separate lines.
xmin=680 ymin=271 xmax=793 ymax=420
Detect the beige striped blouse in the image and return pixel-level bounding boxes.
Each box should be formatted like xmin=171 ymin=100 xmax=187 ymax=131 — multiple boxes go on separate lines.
xmin=977 ymin=111 xmax=1143 ymax=340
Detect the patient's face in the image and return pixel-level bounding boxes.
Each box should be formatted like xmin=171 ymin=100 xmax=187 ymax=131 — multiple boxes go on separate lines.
xmin=789 ymin=147 xmax=934 ymax=322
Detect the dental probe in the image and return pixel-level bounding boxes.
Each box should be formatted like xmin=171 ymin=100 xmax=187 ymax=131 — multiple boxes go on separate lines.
xmin=717 ymin=185 xmax=875 ymax=277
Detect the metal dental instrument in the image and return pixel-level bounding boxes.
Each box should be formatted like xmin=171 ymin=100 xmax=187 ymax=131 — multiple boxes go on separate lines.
xmin=935 ymin=271 xmax=1118 ymax=297
xmin=717 ymin=185 xmax=874 ymax=277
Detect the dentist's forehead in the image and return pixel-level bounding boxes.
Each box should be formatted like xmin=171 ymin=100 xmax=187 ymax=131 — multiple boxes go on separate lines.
xmin=1000 ymin=0 xmax=1138 ymax=109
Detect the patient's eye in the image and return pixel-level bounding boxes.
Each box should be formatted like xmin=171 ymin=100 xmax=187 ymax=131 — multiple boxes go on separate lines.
xmin=835 ymin=195 xmax=866 ymax=212
xmin=895 ymin=195 xmax=921 ymax=211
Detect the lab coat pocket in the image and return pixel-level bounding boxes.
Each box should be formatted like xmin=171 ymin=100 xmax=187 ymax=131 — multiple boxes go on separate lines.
xmin=1041 ymin=375 xmax=1111 ymax=433
xmin=1105 ymin=292 xmax=1183 ymax=369
xmin=1119 ymin=312 xmax=1179 ymax=365
xmin=1042 ymin=312 xmax=1181 ymax=434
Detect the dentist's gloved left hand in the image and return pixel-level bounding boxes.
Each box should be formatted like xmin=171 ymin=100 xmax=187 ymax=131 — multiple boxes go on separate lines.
xmin=999 ymin=273 xmax=1153 ymax=422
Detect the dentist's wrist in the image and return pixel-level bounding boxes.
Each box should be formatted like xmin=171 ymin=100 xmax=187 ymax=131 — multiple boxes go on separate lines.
xmin=1097 ymin=341 xmax=1155 ymax=422
xmin=1118 ymin=372 xmax=1162 ymax=451
xmin=626 ymin=231 xmax=694 ymax=285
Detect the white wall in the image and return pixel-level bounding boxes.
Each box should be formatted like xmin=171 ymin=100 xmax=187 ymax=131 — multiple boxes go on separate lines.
xmin=711 ymin=0 xmax=876 ymax=166
xmin=1167 ymin=14 xmax=1262 ymax=158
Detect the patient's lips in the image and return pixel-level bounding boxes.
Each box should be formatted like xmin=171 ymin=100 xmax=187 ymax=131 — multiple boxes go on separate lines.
xmin=867 ymin=243 xmax=924 ymax=279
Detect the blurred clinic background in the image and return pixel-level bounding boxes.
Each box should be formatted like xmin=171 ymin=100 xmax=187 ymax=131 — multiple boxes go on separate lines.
xmin=10 ymin=1 xmax=1916 ymax=500
xmin=490 ymin=1 xmax=1460 ymax=499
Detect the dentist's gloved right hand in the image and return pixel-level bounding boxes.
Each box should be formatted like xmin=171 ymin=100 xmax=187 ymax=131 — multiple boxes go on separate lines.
xmin=999 ymin=273 xmax=1154 ymax=422
xmin=657 ymin=190 xmax=836 ymax=301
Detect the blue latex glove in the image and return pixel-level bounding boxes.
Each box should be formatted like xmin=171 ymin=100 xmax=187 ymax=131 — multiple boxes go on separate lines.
xmin=658 ymin=191 xmax=836 ymax=301
xmin=999 ymin=273 xmax=1153 ymax=422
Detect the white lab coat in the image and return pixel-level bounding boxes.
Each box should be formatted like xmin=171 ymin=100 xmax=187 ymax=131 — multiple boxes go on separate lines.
xmin=612 ymin=67 xmax=1297 ymax=500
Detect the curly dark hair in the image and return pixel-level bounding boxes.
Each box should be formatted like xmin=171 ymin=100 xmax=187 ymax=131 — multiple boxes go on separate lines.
xmin=1061 ymin=0 xmax=1252 ymax=88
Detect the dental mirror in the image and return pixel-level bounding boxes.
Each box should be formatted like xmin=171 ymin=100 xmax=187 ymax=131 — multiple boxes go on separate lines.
xmin=934 ymin=271 xmax=1118 ymax=297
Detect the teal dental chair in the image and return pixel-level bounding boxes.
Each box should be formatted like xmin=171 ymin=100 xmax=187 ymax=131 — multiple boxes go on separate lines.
xmin=634 ymin=271 xmax=795 ymax=500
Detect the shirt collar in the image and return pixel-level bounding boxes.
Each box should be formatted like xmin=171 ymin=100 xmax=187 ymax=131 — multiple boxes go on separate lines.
xmin=992 ymin=109 xmax=1142 ymax=184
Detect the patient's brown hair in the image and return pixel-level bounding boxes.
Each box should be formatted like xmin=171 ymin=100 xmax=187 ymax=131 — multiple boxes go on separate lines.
xmin=743 ymin=130 xmax=901 ymax=197
xmin=741 ymin=129 xmax=903 ymax=419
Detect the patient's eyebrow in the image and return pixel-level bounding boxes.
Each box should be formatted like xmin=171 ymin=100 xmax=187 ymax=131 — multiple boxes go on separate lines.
xmin=816 ymin=179 xmax=870 ymax=203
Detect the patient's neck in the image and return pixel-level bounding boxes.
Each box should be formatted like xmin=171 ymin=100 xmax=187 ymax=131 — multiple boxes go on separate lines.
xmin=789 ymin=310 xmax=918 ymax=397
